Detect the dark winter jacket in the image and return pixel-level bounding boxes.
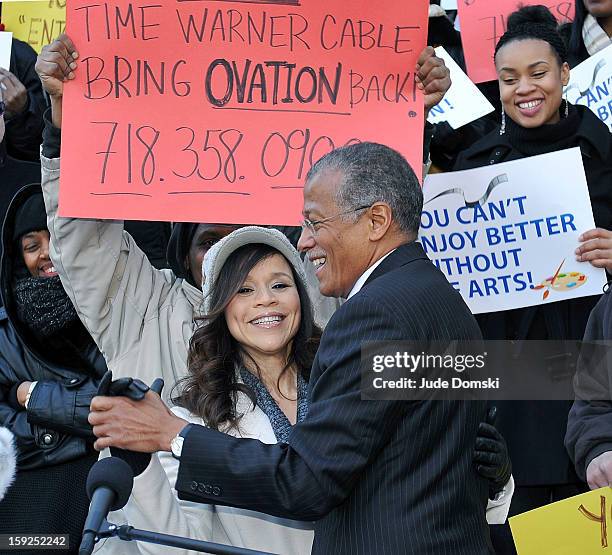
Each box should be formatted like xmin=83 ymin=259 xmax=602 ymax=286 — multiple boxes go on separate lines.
xmin=566 ymin=287 xmax=612 ymax=481
xmin=0 ymin=184 xmax=106 ymax=470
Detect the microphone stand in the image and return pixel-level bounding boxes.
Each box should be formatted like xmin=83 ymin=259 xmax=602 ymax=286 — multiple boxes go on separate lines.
xmin=96 ymin=521 xmax=277 ymax=555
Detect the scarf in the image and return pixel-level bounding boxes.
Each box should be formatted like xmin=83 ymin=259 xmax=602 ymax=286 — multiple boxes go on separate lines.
xmin=13 ymin=275 xmax=80 ymax=337
xmin=240 ymin=367 xmax=309 ymax=443
xmin=582 ymin=14 xmax=612 ymax=57
xmin=505 ymin=102 xmax=581 ymax=158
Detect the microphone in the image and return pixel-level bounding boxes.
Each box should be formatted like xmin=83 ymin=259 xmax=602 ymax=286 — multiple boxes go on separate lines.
xmin=79 ymin=456 xmax=134 ymax=555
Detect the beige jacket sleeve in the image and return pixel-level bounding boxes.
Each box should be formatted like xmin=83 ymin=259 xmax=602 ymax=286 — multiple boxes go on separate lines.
xmin=40 ymin=155 xmax=173 ymax=367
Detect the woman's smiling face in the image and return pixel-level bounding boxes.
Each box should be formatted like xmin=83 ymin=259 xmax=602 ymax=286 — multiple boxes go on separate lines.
xmin=224 ymin=253 xmax=301 ymax=364
xmin=496 ymin=38 xmax=570 ymax=128
xmin=21 ymin=230 xmax=58 ymax=278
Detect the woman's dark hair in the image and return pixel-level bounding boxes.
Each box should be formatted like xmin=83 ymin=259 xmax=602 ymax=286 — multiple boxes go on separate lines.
xmin=569 ymin=0 xmax=588 ymax=56
xmin=174 ymin=243 xmax=320 ymax=431
xmin=494 ymin=5 xmax=568 ymax=65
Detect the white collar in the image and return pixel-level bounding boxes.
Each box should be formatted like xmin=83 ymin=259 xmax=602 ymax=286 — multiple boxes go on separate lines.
xmin=347 ymin=249 xmax=396 ymax=300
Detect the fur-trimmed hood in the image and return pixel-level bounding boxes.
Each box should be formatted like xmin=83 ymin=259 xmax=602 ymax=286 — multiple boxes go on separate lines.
xmin=0 ymin=427 xmax=16 ymax=500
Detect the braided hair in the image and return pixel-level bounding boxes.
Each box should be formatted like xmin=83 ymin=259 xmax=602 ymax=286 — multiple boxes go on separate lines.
xmin=494 ymin=5 xmax=568 ymax=65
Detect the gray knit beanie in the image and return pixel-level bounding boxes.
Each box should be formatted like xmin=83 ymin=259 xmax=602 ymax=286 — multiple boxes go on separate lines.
xmin=201 ymin=226 xmax=308 ymax=314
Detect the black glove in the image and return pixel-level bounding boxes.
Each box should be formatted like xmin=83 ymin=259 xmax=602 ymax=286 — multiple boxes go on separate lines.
xmin=473 ymin=407 xmax=512 ymax=499
xmin=97 ymin=371 xmax=164 ymax=477
xmin=96 ymin=370 xmax=152 ymax=401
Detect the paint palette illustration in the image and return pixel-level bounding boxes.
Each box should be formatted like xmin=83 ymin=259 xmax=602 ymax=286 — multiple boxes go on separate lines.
xmin=532 ymin=260 xmax=587 ymax=300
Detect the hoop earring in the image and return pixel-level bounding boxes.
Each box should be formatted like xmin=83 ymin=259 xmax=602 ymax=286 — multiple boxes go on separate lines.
xmin=500 ymin=109 xmax=506 ymax=135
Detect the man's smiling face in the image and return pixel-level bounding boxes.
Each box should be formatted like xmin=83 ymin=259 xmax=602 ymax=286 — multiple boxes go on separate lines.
xmin=297 ymin=169 xmax=372 ymax=299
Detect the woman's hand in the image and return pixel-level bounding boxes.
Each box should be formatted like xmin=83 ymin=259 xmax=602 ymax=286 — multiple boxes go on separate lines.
xmin=576 ymin=228 xmax=612 ymax=271
xmin=416 ymin=46 xmax=451 ymax=118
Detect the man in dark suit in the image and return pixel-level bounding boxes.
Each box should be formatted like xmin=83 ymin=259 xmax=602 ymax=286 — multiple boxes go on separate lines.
xmin=90 ymin=141 xmax=494 ymax=554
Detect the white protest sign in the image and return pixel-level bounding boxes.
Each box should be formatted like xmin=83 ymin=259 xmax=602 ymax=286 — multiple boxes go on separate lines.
xmin=420 ymin=148 xmax=606 ymax=314
xmin=427 ymin=47 xmax=494 ymax=129
xmin=0 ymin=32 xmax=12 ymax=71
xmin=565 ymin=44 xmax=612 ymax=132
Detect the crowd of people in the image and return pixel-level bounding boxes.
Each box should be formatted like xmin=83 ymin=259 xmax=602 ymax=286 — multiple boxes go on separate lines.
xmin=0 ymin=1 xmax=612 ymax=554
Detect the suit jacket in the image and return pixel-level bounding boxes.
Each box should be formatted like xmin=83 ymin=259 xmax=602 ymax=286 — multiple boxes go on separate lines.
xmin=175 ymin=242 xmax=493 ymax=554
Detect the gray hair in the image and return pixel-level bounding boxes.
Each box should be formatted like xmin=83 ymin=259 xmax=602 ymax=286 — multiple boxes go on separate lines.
xmin=306 ymin=142 xmax=423 ymax=234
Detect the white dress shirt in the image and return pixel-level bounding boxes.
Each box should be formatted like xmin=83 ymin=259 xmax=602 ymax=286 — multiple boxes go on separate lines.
xmin=347 ymin=249 xmax=396 ymax=300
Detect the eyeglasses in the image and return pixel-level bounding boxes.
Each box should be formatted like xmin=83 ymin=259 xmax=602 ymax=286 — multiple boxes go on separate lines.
xmin=301 ymin=205 xmax=370 ymax=235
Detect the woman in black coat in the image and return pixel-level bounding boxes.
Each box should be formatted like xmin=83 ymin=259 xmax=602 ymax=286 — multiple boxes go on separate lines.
xmin=0 ymin=184 xmax=106 ymax=553
xmin=453 ymin=6 xmax=612 ymax=554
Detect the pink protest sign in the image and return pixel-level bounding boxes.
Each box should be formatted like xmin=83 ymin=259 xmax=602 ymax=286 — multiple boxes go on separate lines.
xmin=60 ymin=0 xmax=429 ymax=224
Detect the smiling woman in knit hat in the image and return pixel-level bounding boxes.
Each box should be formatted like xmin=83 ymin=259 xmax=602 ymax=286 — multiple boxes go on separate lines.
xmin=108 ymin=226 xmax=321 ymax=555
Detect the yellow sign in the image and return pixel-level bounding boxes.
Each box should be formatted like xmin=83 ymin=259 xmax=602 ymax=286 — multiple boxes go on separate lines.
xmin=1 ymin=0 xmax=65 ymax=53
xmin=510 ymin=488 xmax=612 ymax=554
